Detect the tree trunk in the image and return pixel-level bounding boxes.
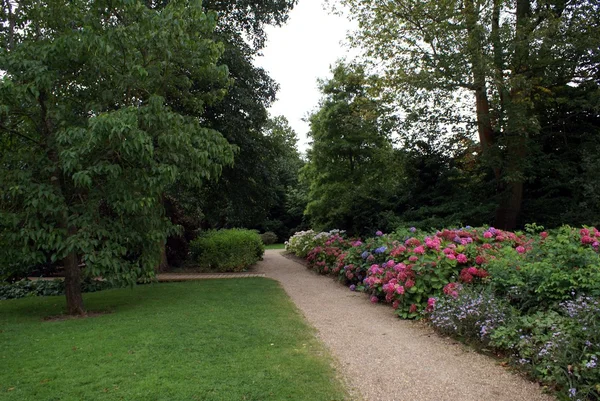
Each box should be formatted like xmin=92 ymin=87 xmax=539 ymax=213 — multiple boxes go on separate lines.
xmin=494 ymin=0 xmax=531 ymax=230
xmin=157 ymin=240 xmax=169 ymax=272
xmin=63 ymin=250 xmax=85 ymax=315
xmin=495 ymin=181 xmax=524 ymax=230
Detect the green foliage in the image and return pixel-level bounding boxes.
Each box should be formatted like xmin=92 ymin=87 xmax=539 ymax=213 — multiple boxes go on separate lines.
xmin=0 ymin=278 xmax=112 ymax=300
xmin=260 ymin=231 xmax=278 ymax=245
xmin=0 ymin=0 xmax=234 ymax=303
xmin=487 ymin=227 xmax=600 ymax=312
xmin=491 ymin=299 xmax=600 ymax=400
xmin=190 ymin=229 xmax=264 ymax=272
xmin=341 ymin=0 xmax=600 ymax=229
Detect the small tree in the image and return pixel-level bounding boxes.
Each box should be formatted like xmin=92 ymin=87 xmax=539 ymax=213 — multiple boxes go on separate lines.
xmin=0 ymin=0 xmax=234 ymax=314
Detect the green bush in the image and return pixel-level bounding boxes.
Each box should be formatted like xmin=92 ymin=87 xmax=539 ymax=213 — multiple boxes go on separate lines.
xmin=487 ymin=226 xmax=600 ymax=312
xmin=190 ymin=229 xmax=264 ymax=272
xmin=260 ymin=231 xmax=278 ymax=245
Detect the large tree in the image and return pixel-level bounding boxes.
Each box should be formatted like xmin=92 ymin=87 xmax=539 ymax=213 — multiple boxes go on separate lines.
xmin=303 ymin=62 xmax=403 ymax=235
xmin=341 ymin=0 xmax=600 ymax=229
xmin=0 ymin=0 xmax=234 ymax=314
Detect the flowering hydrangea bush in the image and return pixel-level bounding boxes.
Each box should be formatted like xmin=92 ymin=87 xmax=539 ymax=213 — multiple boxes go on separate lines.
xmin=288 ymin=224 xmax=600 ymax=400
xmin=285 ymin=229 xmax=345 ymax=258
xmin=486 ymin=226 xmax=600 ymax=312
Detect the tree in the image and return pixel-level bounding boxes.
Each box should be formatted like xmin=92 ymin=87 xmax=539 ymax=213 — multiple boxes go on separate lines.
xmin=164 ymin=1 xmax=299 ymax=236
xmin=341 ymin=0 xmax=600 ymax=228
xmin=0 ymin=0 xmax=234 ymax=314
xmin=303 ymin=62 xmax=402 ymax=235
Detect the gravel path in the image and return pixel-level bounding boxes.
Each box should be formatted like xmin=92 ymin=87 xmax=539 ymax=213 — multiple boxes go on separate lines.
xmin=257 ymin=250 xmax=555 ymax=401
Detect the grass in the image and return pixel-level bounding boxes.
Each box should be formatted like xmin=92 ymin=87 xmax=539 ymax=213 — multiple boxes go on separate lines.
xmin=0 ymin=279 xmax=348 ymax=401
xmin=264 ymin=243 xmax=286 ymax=250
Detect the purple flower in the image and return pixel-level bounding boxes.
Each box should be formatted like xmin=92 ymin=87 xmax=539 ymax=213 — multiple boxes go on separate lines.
xmin=409 ymin=227 xmax=417 ymax=232
xmin=349 ymin=284 xmax=356 ymax=291
xmin=375 ymin=230 xmax=383 ymax=236
xmin=374 ymin=246 xmax=387 ymax=254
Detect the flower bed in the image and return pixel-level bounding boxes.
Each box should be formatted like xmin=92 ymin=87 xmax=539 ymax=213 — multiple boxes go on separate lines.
xmin=287 ymin=225 xmax=600 ymax=400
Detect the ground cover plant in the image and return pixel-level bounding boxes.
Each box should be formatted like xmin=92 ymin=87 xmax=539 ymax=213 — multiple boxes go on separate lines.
xmin=190 ymin=229 xmax=264 ymax=272
xmin=0 ymin=279 xmax=348 ymax=401
xmin=287 ymin=225 xmax=600 ymax=400
xmin=0 ymin=278 xmax=113 ymax=300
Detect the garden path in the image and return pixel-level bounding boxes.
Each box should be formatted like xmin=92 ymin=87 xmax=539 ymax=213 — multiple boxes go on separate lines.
xmin=257 ymin=249 xmax=555 ymax=401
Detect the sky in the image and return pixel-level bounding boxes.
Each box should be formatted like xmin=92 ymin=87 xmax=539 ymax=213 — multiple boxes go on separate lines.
xmin=254 ymin=1 xmax=357 ymax=153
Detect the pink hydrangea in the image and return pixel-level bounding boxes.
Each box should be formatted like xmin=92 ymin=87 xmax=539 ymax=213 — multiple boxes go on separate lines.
xmin=582 ymin=235 xmax=594 ymax=245
xmin=394 ymin=263 xmax=406 ymax=272
xmin=427 ymin=297 xmax=436 ymax=311
xmin=396 ymin=286 xmax=405 ymax=295
xmin=483 ymin=231 xmax=493 ymax=239
xmin=413 ymin=246 xmax=425 ymax=255
xmin=370 ymin=296 xmax=379 ymax=303
xmin=446 ymin=253 xmax=456 ymax=260
xmin=405 ymin=279 xmax=415 ymax=289
xmin=409 ymin=256 xmax=418 ymax=262
xmin=516 ymin=246 xmax=526 ymax=254
xmin=456 ymin=253 xmax=468 ymax=264
xmin=409 ymin=304 xmax=418 ymax=313
xmin=443 ymin=282 xmax=460 ymax=298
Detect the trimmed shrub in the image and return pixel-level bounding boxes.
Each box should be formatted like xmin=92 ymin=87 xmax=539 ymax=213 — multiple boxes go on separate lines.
xmin=260 ymin=231 xmax=278 ymax=245
xmin=190 ymin=229 xmax=264 ymax=272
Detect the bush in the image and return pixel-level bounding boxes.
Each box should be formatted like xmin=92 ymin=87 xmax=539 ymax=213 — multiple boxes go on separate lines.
xmin=190 ymin=229 xmax=264 ymax=272
xmin=428 ymin=285 xmax=513 ymax=344
xmin=285 ymin=229 xmax=345 ymax=258
xmin=260 ymin=231 xmax=278 ymax=245
xmin=490 ymin=297 xmax=600 ymax=400
xmin=487 ymin=226 xmax=600 ymax=312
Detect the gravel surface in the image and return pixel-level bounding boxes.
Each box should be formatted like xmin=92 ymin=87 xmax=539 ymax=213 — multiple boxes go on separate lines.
xmin=257 ymin=250 xmax=555 ymax=401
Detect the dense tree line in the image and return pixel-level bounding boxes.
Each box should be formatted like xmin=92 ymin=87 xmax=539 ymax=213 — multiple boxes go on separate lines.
xmin=303 ymin=0 xmax=600 ymax=235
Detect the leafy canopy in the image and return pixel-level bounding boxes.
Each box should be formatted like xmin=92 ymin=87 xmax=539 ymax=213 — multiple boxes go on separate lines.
xmin=0 ymin=0 xmax=234 ymax=287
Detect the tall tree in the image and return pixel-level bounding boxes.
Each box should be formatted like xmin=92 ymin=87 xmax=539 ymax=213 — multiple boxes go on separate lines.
xmin=303 ymin=62 xmax=402 ymax=235
xmin=192 ymin=1 xmax=300 ymax=233
xmin=0 ymin=0 xmax=234 ymax=314
xmin=341 ymin=0 xmax=600 ymax=228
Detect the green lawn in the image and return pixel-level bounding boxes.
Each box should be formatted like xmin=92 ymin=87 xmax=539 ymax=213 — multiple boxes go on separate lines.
xmin=264 ymin=243 xmax=286 ymax=250
xmin=0 ymin=279 xmax=348 ymax=401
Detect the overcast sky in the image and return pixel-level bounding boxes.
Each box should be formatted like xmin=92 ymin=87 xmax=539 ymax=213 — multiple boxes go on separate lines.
xmin=254 ymin=1 xmax=357 ymax=153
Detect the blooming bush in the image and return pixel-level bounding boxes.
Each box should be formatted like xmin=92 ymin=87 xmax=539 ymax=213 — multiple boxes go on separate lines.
xmin=429 ymin=286 xmax=513 ymax=344
xmin=285 ymin=229 xmax=345 ymax=258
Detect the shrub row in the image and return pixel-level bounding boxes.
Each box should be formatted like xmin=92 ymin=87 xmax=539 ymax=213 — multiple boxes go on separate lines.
xmin=287 ymin=225 xmax=600 ymax=400
xmin=190 ymin=229 xmax=264 ymax=272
